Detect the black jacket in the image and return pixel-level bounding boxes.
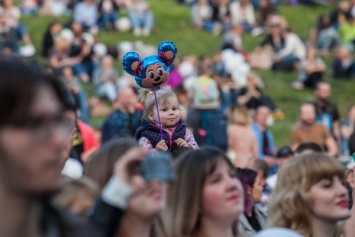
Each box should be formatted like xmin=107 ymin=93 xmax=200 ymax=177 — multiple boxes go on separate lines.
xmin=89 ymin=198 xmax=125 ymax=237
xmin=43 ymin=197 xmax=124 ymax=237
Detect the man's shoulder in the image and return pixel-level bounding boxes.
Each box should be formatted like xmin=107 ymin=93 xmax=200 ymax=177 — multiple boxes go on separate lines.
xmin=292 ymin=124 xmax=304 ymax=133
xmin=313 ymin=122 xmax=327 ymax=130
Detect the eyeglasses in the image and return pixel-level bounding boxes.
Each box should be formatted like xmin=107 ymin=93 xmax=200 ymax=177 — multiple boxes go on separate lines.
xmin=10 ymin=114 xmax=75 ymax=143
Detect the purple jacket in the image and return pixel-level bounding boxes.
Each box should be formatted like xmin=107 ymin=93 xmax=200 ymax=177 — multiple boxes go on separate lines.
xmin=135 ymin=120 xmax=186 ymax=150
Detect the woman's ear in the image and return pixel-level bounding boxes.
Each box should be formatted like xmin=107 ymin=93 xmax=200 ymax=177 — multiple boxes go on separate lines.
xmin=247 ymin=186 xmax=252 ymax=196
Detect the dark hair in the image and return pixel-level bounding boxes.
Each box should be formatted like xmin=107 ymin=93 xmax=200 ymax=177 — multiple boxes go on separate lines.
xmin=197 ymin=63 xmax=212 ymax=76
xmin=169 ymin=146 xmax=192 ymax=159
xmin=317 ymin=15 xmax=330 ymax=31
xmin=276 ymin=146 xmax=294 ymax=158
xmin=62 ymin=91 xmax=77 ymax=114
xmin=0 ymin=57 xmax=67 ymax=127
xmin=46 ymin=20 xmax=61 ymax=32
xmin=295 ymin=142 xmax=323 ymax=154
xmin=254 ymin=158 xmax=269 ymax=179
xmin=236 ymin=168 xmax=257 ymax=216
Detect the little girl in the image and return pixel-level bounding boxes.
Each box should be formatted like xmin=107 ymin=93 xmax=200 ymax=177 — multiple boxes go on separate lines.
xmin=135 ymin=86 xmax=199 ymax=153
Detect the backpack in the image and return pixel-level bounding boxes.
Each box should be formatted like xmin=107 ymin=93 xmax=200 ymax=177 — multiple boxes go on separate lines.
xmin=190 ymin=108 xmax=228 ymax=152
xmin=194 ymin=76 xmax=220 ymax=105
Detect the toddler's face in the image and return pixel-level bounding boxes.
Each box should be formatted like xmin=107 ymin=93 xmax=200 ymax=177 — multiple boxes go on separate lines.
xmin=150 ymin=97 xmax=181 ymax=128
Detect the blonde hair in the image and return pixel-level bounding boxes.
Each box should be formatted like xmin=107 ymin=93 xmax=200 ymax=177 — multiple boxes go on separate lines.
xmin=138 ymin=86 xmax=179 ymax=121
xmin=163 ymin=147 xmax=239 ymax=237
xmin=230 ymin=105 xmax=252 ymax=126
xmin=268 ymin=153 xmax=345 ymax=237
xmin=52 ymin=177 xmax=99 ymax=210
xmin=55 ymin=37 xmax=69 ymax=53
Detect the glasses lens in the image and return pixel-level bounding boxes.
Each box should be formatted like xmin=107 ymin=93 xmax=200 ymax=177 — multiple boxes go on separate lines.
xmin=30 ymin=115 xmax=74 ymax=142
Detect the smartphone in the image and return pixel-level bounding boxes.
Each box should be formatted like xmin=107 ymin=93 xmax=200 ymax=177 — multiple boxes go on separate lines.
xmin=141 ymin=152 xmax=177 ymax=182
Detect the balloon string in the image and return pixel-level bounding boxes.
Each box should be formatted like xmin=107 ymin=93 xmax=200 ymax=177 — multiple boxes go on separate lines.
xmin=154 ymin=88 xmax=163 ymax=140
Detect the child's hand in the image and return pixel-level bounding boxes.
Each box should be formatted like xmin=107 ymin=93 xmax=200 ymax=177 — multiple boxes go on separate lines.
xmin=175 ymin=138 xmax=189 ymax=147
xmin=156 ymin=140 xmax=168 ymax=152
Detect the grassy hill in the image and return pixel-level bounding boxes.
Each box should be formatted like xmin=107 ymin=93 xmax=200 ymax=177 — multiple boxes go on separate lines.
xmin=21 ymin=0 xmax=355 ymax=146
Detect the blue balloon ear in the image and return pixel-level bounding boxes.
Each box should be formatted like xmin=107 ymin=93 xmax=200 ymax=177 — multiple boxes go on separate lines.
xmin=158 ymin=41 xmax=177 ymax=66
xmin=123 ymin=52 xmax=141 ymax=76
xmin=135 ymin=78 xmax=144 ymax=88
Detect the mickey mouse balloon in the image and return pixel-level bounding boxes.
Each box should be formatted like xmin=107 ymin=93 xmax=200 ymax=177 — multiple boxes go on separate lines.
xmin=122 ymin=41 xmax=177 ymax=89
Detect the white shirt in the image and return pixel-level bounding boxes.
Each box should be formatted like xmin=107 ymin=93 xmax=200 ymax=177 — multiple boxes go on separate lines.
xmin=277 ymin=32 xmax=306 ymax=59
xmin=266 ymin=173 xmax=278 ymax=189
xmin=229 ymin=2 xmax=255 ymax=25
xmin=74 ymin=2 xmax=98 ymax=26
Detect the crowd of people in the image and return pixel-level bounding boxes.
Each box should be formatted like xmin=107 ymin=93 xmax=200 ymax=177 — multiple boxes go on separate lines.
xmin=1 ymin=0 xmax=355 ymax=236
xmin=1 ymin=57 xmax=355 ymax=237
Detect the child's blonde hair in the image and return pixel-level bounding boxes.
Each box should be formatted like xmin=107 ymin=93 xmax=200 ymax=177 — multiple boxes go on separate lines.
xmin=138 ymin=86 xmax=179 ymax=120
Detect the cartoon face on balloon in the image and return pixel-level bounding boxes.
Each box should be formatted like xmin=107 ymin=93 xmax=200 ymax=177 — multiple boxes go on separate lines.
xmin=122 ymin=41 xmax=177 ymax=89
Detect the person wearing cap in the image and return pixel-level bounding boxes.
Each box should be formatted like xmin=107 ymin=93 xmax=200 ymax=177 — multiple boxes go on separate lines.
xmin=270 ymin=145 xmax=294 ymax=174
xmin=266 ymin=146 xmax=294 ymax=190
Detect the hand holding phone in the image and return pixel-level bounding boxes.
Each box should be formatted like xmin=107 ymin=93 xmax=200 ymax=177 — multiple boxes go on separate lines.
xmin=113 ymin=147 xmax=149 ymax=191
xmin=141 ymin=152 xmax=176 ymax=182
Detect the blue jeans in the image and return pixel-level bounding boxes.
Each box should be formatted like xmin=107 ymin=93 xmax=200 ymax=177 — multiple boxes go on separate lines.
xmin=77 ymin=91 xmax=90 ymax=124
xmin=21 ymin=7 xmax=37 ymax=15
xmin=202 ymin=20 xmax=216 ymax=32
xmin=129 ymin=12 xmax=154 ymax=29
xmin=17 ymin=23 xmax=27 ymax=40
xmin=280 ymin=54 xmax=300 ymax=64
xmin=98 ymin=12 xmax=118 ymax=29
xmin=72 ymin=60 xmax=98 ymax=78
xmin=72 ymin=64 xmax=86 ymax=76
xmin=251 ymin=0 xmax=260 ymax=10
xmin=316 ymin=36 xmax=339 ymax=51
xmin=242 ymin=21 xmax=254 ymax=33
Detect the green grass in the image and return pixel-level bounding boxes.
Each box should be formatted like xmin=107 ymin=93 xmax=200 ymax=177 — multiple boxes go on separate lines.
xmin=21 ymin=0 xmax=355 ymax=146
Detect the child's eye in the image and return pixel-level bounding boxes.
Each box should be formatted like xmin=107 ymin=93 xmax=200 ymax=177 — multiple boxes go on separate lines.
xmin=172 ymin=107 xmax=177 ymax=111
xmin=149 ymin=72 xmax=154 ymax=78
